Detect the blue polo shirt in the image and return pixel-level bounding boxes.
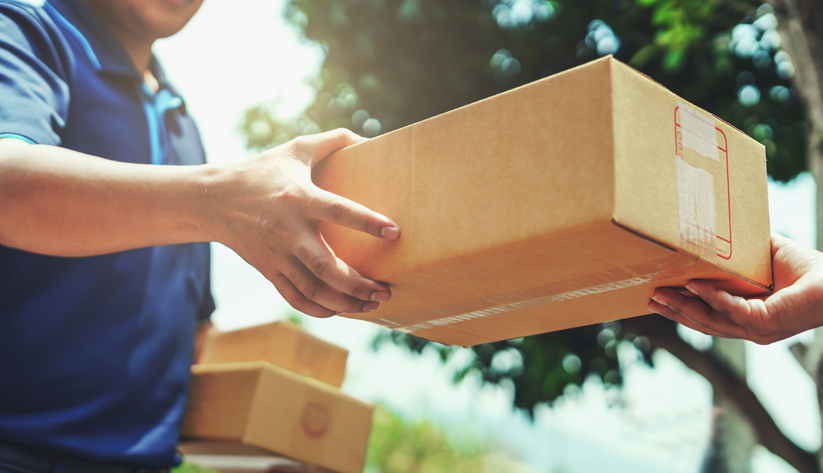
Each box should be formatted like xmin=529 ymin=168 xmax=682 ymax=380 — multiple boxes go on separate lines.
xmin=0 ymin=0 xmax=214 ymax=468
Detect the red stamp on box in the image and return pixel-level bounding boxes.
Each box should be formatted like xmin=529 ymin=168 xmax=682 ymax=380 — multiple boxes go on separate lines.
xmin=300 ymin=401 xmax=332 ymax=439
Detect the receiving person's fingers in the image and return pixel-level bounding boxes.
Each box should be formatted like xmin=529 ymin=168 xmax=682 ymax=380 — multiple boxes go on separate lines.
xmin=280 ymin=257 xmax=380 ymax=314
xmin=684 ymin=280 xmax=757 ymax=328
xmin=770 ymin=232 xmax=794 ymax=256
xmin=289 ymin=128 xmax=364 ymax=166
xmin=651 ymin=287 xmax=750 ymax=339
xmin=270 ymin=273 xmax=337 ymax=318
xmin=648 ymin=299 xmax=730 ymax=338
xmin=291 ymin=232 xmax=392 ymax=302
xmin=308 ymin=188 xmax=400 ymax=240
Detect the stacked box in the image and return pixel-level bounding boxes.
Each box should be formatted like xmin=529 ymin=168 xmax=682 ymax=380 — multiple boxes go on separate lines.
xmin=199 ymin=320 xmax=348 ymax=388
xmin=181 ymin=322 xmax=372 ymax=473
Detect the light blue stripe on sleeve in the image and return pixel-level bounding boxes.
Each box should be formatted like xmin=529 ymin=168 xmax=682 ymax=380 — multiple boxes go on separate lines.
xmin=0 ymin=133 xmax=36 ymax=144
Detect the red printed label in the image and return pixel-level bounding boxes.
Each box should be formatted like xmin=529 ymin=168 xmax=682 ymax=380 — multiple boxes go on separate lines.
xmin=675 ymin=104 xmax=732 ymax=260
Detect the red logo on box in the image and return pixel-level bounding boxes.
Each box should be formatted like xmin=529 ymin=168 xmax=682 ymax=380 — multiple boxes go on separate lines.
xmin=300 ymin=401 xmax=332 ymax=438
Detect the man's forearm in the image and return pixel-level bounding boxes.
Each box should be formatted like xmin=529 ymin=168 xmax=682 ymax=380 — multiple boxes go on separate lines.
xmin=0 ymin=139 xmax=218 ymax=256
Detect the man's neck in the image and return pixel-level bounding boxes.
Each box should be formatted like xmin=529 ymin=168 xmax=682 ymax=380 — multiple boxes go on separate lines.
xmin=143 ymin=70 xmax=159 ymax=93
xmin=109 ymin=31 xmax=154 ymax=75
xmin=94 ymin=17 xmax=158 ymax=91
xmin=82 ymin=1 xmax=154 ymax=75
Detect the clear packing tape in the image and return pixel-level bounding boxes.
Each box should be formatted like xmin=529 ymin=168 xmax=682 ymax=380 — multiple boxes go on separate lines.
xmin=676 ymin=100 xmax=726 ymax=260
xmin=378 ymin=255 xmax=693 ymax=335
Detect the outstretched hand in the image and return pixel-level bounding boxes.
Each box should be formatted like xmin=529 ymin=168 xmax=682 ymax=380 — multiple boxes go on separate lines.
xmin=648 ymin=233 xmax=823 ymax=344
xmin=208 ymin=129 xmax=399 ymax=318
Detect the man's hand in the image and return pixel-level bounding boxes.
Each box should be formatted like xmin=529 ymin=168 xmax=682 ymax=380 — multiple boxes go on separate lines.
xmin=206 ymin=129 xmax=399 ymax=318
xmin=648 ymin=233 xmax=823 ymax=344
xmin=0 ymin=129 xmax=398 ymax=319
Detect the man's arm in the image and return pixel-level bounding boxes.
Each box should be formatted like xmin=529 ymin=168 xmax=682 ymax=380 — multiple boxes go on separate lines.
xmin=0 ymin=129 xmax=399 ymax=317
xmin=0 ymin=137 xmax=214 ymax=254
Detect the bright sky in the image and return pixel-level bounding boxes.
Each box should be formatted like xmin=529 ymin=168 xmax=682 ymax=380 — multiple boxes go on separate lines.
xmin=154 ymin=2 xmax=819 ymax=472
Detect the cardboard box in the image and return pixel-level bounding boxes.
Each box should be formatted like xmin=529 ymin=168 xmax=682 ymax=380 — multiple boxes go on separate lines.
xmin=199 ymin=321 xmax=348 ymax=388
xmin=181 ymin=362 xmax=373 ymax=473
xmin=313 ymin=56 xmax=772 ymax=347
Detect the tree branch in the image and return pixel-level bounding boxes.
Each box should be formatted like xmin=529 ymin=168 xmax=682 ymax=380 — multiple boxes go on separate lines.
xmin=623 ymin=315 xmax=820 ymax=473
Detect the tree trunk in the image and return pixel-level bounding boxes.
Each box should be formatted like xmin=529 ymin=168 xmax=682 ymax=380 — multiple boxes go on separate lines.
xmin=769 ymin=0 xmax=823 ymax=470
xmin=624 ymin=315 xmax=820 ymax=473
xmin=711 ymin=338 xmax=756 ymax=473
xmin=769 ymin=0 xmax=823 ymax=247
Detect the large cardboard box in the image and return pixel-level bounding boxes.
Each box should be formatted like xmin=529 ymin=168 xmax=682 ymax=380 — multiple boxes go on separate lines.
xmin=181 ymin=362 xmax=373 ymax=473
xmin=313 ymin=56 xmax=772 ymax=347
xmin=199 ymin=321 xmax=348 ymax=388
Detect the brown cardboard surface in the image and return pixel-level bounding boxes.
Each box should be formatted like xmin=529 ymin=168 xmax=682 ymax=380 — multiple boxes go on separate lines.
xmin=181 ymin=362 xmax=373 ymax=473
xmin=199 ymin=321 xmax=348 ymax=388
xmin=312 ymin=56 xmax=772 ymax=346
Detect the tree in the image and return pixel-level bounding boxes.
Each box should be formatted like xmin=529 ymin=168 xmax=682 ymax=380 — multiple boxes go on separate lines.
xmin=239 ymin=1 xmax=820 ymax=471
xmin=768 ymin=0 xmax=823 ymax=246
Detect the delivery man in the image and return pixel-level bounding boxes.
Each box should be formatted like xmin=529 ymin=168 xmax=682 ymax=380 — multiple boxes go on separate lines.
xmin=0 ymin=0 xmax=398 ymax=472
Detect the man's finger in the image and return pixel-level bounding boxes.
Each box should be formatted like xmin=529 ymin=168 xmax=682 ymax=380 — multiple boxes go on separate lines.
xmin=684 ymin=280 xmax=756 ymax=329
xmin=281 ymin=257 xmax=380 ymax=314
xmin=290 ymin=128 xmax=364 ymax=167
xmin=292 ymin=231 xmax=393 ymax=302
xmin=270 ymin=273 xmax=337 ymax=318
xmin=308 ymin=189 xmax=400 ymax=240
xmin=651 ymin=287 xmax=750 ymax=339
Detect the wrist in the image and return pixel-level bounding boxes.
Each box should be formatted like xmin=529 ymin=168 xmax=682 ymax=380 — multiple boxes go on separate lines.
xmin=191 ymin=164 xmax=229 ymax=243
xmin=191 ymin=161 xmax=238 ymax=246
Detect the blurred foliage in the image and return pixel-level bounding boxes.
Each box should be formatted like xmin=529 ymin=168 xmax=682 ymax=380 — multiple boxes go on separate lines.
xmin=239 ymin=0 xmax=811 ymax=416
xmin=169 ymin=462 xmax=221 ymax=473
xmin=286 ymin=311 xmax=305 ymax=325
xmin=366 ymin=404 xmax=539 ymax=473
xmin=242 ymin=0 xmax=808 ymax=181
xmin=373 ymin=320 xmax=646 ymax=416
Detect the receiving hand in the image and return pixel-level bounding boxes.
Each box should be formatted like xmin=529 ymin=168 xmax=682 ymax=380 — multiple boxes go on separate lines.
xmin=648 ymin=233 xmax=823 ymax=344
xmin=208 ymin=129 xmax=399 ymax=318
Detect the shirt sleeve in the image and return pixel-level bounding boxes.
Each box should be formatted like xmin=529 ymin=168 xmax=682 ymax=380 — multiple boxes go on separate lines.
xmin=0 ymin=3 xmax=71 ymax=146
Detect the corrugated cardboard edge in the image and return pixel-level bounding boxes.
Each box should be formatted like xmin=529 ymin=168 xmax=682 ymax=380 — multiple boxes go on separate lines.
xmin=611 ymin=219 xmax=773 ymax=294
